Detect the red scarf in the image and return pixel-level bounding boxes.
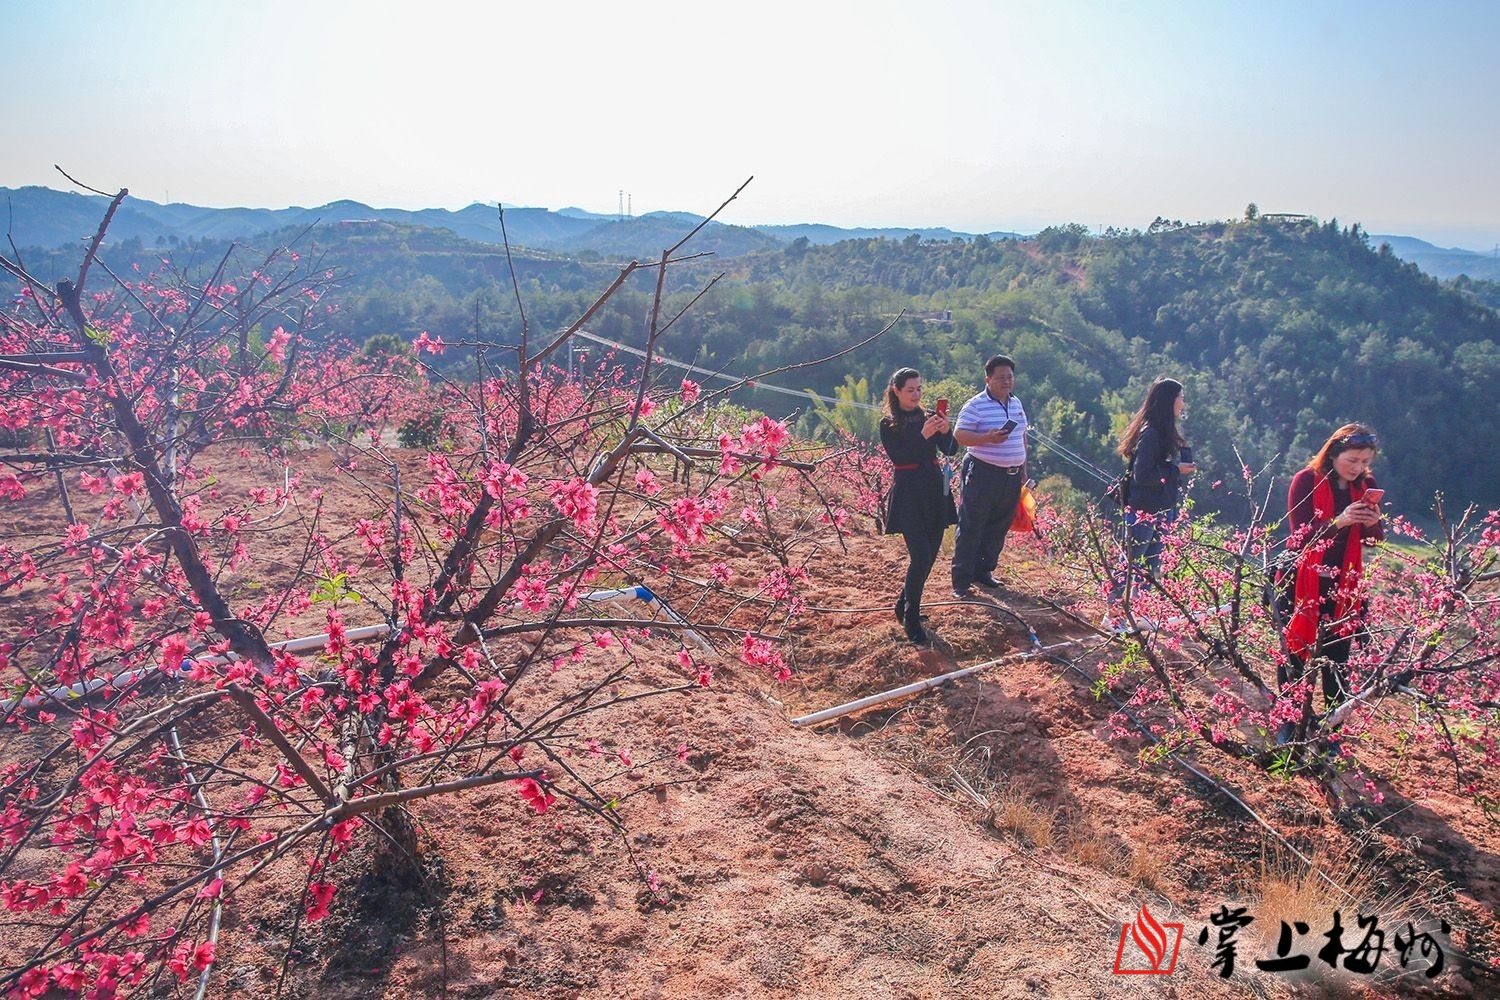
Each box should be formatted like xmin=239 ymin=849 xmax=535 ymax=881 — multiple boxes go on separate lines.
xmin=1285 ymin=475 xmax=1365 ymax=658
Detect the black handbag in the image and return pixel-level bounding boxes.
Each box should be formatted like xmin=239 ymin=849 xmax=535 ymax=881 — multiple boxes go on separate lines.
xmin=1104 ymin=452 xmax=1135 ymax=508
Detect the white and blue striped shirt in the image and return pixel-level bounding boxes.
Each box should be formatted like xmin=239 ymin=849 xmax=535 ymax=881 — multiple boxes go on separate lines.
xmin=955 ymin=390 xmax=1027 ymax=467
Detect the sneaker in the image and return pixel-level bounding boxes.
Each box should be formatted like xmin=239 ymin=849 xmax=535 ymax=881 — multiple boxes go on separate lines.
xmin=976 ymin=574 xmax=1003 ymax=589
xmin=905 ymin=621 xmax=930 ymax=645
xmin=951 ymin=586 xmax=974 ymax=600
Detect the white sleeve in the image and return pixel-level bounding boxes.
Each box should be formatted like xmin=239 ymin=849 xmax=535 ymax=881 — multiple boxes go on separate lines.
xmin=955 ymin=398 xmax=983 ymax=431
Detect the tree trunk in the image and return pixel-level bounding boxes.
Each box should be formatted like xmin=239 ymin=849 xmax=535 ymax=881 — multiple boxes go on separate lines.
xmin=370 ymin=801 xmax=422 ymax=885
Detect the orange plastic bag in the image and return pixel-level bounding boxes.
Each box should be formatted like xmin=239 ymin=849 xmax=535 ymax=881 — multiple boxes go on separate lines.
xmin=1011 ymin=483 xmax=1037 ymax=533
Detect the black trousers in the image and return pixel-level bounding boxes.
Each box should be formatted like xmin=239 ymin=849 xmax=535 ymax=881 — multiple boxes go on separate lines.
xmin=1274 ymin=583 xmax=1361 ymax=709
xmin=1278 ymin=633 xmax=1355 ymax=708
xmin=951 ymin=457 xmax=1024 ymax=588
xmin=900 ymin=525 xmax=946 ymax=615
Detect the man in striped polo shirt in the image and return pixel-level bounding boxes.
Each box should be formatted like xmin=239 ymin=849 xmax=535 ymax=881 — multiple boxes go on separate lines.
xmin=951 ymin=354 xmax=1027 ymax=598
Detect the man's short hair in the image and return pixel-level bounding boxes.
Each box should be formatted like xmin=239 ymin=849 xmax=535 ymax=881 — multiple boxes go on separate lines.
xmin=985 ymin=354 xmax=1015 ymax=375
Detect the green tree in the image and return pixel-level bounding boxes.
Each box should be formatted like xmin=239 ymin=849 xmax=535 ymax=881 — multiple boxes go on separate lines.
xmin=801 ymin=374 xmax=883 ymax=442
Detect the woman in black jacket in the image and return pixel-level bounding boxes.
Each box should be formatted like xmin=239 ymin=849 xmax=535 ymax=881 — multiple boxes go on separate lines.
xmin=1108 ymin=377 xmax=1196 ymax=609
xmin=879 ymin=367 xmax=957 ymax=644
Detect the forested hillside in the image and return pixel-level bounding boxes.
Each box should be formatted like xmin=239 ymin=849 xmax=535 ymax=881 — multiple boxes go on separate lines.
xmin=9 ymin=211 xmax=1499 ymax=516
xmin=656 ymin=219 xmax=1500 ymax=518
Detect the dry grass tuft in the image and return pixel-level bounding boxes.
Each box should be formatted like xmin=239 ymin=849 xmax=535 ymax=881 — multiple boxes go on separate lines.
xmin=1248 ymin=846 xmax=1451 ymax=987
xmin=948 ymin=757 xmax=1058 ymax=850
xmin=1126 ymin=844 xmax=1167 ymax=891
xmin=990 ymin=784 xmax=1057 ymax=850
xmin=1065 ymin=829 xmax=1125 ymax=871
xmin=1255 ymin=850 xmax=1388 ymax=936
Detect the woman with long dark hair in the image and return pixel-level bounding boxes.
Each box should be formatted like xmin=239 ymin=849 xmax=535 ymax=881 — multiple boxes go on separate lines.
xmin=1108 ymin=377 xmax=1196 ymax=610
xmin=879 ymin=367 xmax=957 ymax=645
xmin=1278 ymin=423 xmax=1384 ymax=738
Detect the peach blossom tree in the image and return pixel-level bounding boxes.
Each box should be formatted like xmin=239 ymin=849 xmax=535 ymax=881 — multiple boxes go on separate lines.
xmin=1054 ymin=472 xmax=1500 ymax=814
xmin=0 ymin=183 xmax=856 ymax=996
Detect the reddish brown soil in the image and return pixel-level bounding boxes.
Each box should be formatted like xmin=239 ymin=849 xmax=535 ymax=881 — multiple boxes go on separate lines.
xmin=5 ymin=448 xmax=1497 ymax=998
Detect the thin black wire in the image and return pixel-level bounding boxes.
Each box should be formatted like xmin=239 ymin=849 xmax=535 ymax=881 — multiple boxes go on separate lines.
xmin=572 ymin=328 xmax=1121 ymax=487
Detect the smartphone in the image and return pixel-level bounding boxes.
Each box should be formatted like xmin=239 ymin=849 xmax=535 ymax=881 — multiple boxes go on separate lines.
xmin=1000 ymin=419 xmax=1018 ymax=433
xmin=935 ymin=398 xmax=949 ymax=417
xmin=1362 ymin=488 xmax=1384 ymax=507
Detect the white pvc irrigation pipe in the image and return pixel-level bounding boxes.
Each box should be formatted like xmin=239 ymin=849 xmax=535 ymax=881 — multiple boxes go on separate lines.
xmin=788 ymin=640 xmax=1077 ymax=728
xmin=3 ymin=624 xmax=397 ymax=713
xmin=5 ymin=585 xmax=700 ymax=713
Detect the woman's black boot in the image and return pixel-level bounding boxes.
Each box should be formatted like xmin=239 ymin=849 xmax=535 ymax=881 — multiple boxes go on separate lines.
xmin=904 ymin=598 xmax=928 ymax=644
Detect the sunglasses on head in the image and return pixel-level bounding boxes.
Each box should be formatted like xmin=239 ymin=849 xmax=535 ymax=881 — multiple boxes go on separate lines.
xmin=1340 ymin=433 xmax=1377 ymax=448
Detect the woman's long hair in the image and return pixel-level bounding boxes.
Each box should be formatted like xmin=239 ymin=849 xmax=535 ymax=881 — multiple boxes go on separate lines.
xmin=1307 ymin=422 xmax=1378 ymax=477
xmin=882 ymin=367 xmax=922 ymax=424
xmin=1117 ymin=377 xmax=1184 ymax=459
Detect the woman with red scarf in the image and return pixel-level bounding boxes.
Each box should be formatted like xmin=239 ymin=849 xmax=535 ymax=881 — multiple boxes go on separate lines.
xmin=1278 ymin=423 xmax=1385 ymax=739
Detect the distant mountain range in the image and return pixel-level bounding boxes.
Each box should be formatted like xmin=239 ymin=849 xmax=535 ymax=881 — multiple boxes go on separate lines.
xmin=0 ymin=186 xmax=1026 ymax=261
xmin=3 ymin=185 xmax=1495 ymax=280
xmin=1369 ymin=234 xmax=1500 ymax=281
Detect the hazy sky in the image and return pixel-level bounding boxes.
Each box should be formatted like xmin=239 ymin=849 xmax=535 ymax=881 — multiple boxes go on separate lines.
xmin=6 ymin=0 xmax=1499 ymax=249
